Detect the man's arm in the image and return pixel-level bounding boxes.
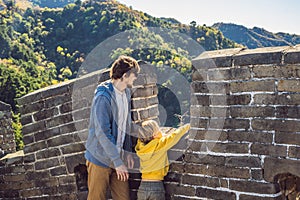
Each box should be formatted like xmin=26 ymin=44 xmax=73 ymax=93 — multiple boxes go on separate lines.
xmin=93 ymin=95 xmax=124 ymax=168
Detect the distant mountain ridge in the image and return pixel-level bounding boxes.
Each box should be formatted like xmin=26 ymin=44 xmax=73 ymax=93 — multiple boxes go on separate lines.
xmin=213 ymin=23 xmax=300 ymax=49
xmin=23 ymin=0 xmax=300 ymax=49
xmin=0 ymin=0 xmax=240 ymax=111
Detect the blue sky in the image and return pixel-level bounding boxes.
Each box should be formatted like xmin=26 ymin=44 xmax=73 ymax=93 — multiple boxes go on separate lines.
xmin=117 ymin=0 xmax=300 ymax=35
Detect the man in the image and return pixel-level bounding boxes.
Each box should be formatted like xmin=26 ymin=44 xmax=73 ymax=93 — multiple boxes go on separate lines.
xmin=85 ymin=55 xmax=140 ymax=200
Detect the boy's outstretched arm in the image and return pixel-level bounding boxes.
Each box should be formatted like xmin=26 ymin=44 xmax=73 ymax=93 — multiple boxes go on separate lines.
xmin=157 ymin=123 xmax=191 ymax=150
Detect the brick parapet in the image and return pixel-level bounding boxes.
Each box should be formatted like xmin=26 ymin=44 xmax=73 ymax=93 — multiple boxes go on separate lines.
xmin=1 ymin=45 xmax=300 ymax=199
xmin=0 ymin=101 xmax=16 ymax=157
xmin=179 ymin=45 xmax=300 ymax=200
xmin=0 ymin=63 xmax=158 ymax=199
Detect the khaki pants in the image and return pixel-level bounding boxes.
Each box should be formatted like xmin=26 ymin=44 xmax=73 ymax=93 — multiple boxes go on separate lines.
xmin=86 ymin=161 xmax=130 ymax=200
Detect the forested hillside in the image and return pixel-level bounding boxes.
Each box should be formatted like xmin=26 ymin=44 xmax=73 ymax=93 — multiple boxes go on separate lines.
xmin=0 ymin=0 xmax=241 ymax=149
xmin=0 ymin=0 xmax=240 ymax=110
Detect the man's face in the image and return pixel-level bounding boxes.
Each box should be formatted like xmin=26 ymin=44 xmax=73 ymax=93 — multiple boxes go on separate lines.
xmin=123 ymin=72 xmax=137 ymax=88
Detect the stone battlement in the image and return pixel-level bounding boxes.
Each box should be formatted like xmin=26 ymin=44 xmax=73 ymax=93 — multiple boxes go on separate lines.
xmin=0 ymin=45 xmax=300 ymax=199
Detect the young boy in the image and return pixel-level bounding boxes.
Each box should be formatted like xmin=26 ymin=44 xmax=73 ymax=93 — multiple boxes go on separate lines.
xmin=135 ymin=120 xmax=190 ymax=200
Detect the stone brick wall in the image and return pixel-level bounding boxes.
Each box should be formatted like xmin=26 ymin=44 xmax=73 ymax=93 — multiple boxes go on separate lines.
xmin=1 ymin=46 xmax=300 ymax=200
xmin=0 ymin=101 xmax=16 ymax=157
xmin=0 ymin=63 xmax=159 ymax=200
xmin=165 ymin=45 xmax=300 ymax=200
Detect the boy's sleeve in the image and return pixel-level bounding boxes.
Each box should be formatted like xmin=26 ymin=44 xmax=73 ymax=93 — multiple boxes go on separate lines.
xmin=157 ymin=123 xmax=191 ymax=150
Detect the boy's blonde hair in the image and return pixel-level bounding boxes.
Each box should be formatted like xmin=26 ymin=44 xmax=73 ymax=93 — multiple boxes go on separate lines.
xmin=138 ymin=120 xmax=160 ymax=144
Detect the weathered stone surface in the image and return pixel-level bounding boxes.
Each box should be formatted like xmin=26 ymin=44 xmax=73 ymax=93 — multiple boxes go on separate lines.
xmin=276 ymin=106 xmax=300 ymax=118
xmin=18 ymin=82 xmax=70 ymax=106
xmin=188 ymin=129 xmax=228 ymax=141
xmin=50 ymin=166 xmax=67 ymax=176
xmin=45 ymin=114 xmax=73 ymax=128
xmin=22 ymin=121 xmax=46 ymax=136
xmin=33 ymin=107 xmax=59 ymax=122
xmin=23 ymin=141 xmax=47 ymax=154
xmin=2 ymin=47 xmax=300 ymax=199
xmin=131 ymin=85 xmax=157 ymax=98
xmin=252 ymin=64 xmax=300 ymax=78
xmin=36 ymin=148 xmax=61 ymax=159
xmin=228 ymin=131 xmax=273 ymax=143
xmin=275 ymin=131 xmax=300 ymax=145
xmin=288 ymin=146 xmax=300 ymax=159
xmin=284 ymin=45 xmax=300 ymax=64
xmin=253 ymin=93 xmax=300 ymax=105
xmin=225 ymin=156 xmax=261 ymax=168
xmin=60 ymin=143 xmax=85 ymax=154
xmin=207 ymin=66 xmax=251 ymax=81
xmin=278 ymin=79 xmax=300 ymax=92
xmin=252 ymin=119 xmax=300 ymax=132
xmin=210 ymin=142 xmax=249 ymax=154
xmin=239 ymin=194 xmax=283 ymax=200
xmin=35 ymin=158 xmax=60 ymax=170
xmin=196 ymin=187 xmax=236 ymax=200
xmin=133 ymin=63 xmax=157 ymax=85
xmin=251 ymin=143 xmax=287 ymax=157
xmin=251 ymin=169 xmax=263 ymax=181
xmin=230 ymin=80 xmax=275 ymax=93
xmin=227 ymin=94 xmax=251 ymax=105
xmin=192 ymin=68 xmax=207 ymax=81
xmin=20 ymin=114 xmax=33 ymax=126
xmin=230 ymin=179 xmax=280 ymax=194
xmin=190 ymin=106 xmax=229 ymax=117
xmin=34 ymin=127 xmax=60 ymax=141
xmin=230 ymin=106 xmax=275 ymax=118
xmin=264 ymin=157 xmax=300 ymax=182
xmin=233 ymin=46 xmax=287 ymax=66
xmin=184 ymin=153 xmax=225 ymax=166
xmin=65 ymin=154 xmax=86 ymax=174
xmin=192 ymin=48 xmax=244 ymax=69
xmin=191 ymin=81 xmax=230 ymax=94
xmin=190 ymin=94 xmax=210 ymax=105
xmin=0 ymin=102 xmax=16 ymax=156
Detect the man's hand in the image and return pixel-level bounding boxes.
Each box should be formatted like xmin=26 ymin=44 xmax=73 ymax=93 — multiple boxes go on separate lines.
xmin=115 ymin=164 xmax=129 ymax=181
xmin=126 ymin=154 xmax=134 ymax=169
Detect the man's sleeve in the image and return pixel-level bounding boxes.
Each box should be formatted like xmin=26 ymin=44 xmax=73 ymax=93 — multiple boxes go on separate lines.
xmin=93 ymin=96 xmax=124 ymax=168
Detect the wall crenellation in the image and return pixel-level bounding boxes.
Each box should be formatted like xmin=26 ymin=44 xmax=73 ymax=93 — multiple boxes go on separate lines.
xmin=1 ymin=46 xmax=300 ymax=199
xmin=174 ymin=45 xmax=300 ymax=200
xmin=0 ymin=101 xmax=16 ymax=157
xmin=0 ymin=63 xmax=159 ymax=200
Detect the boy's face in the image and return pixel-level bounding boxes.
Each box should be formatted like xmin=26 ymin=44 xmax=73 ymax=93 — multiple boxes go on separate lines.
xmin=123 ymin=72 xmax=137 ymax=88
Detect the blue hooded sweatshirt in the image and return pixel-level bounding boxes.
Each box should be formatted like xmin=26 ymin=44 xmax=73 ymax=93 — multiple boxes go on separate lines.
xmin=85 ymin=80 xmax=132 ymax=168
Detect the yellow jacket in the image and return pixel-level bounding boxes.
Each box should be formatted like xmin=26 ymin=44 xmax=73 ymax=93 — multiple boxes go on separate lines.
xmin=135 ymin=124 xmax=190 ymax=180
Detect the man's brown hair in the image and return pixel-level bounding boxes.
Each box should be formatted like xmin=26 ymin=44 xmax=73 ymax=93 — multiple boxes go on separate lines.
xmin=110 ymin=55 xmax=140 ymax=79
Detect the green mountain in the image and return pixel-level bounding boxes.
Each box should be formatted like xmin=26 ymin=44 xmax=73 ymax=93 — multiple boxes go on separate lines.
xmin=0 ymin=0 xmax=240 ymax=110
xmin=0 ymin=0 xmax=242 ymax=148
xmin=213 ymin=22 xmax=300 ymax=49
xmin=1 ymin=0 xmax=298 ymax=148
